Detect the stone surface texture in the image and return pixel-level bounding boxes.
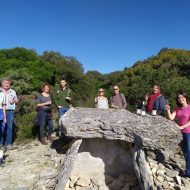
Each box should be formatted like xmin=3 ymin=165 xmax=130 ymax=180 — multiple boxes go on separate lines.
xmin=60 ymin=108 xmax=181 ymax=149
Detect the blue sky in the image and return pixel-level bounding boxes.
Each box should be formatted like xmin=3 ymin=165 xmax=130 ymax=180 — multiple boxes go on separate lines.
xmin=1 ymin=0 xmax=190 ymax=73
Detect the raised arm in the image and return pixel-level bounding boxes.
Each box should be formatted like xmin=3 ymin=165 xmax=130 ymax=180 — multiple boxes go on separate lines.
xmin=165 ymin=105 xmax=176 ymax=120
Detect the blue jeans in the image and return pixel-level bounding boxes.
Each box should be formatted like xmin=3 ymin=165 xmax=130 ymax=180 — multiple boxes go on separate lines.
xmin=182 ymin=133 xmax=190 ymax=175
xmin=0 ymin=111 xmax=14 ymax=145
xmin=58 ymin=107 xmax=69 ymax=135
xmin=58 ymin=107 xmax=69 ymax=118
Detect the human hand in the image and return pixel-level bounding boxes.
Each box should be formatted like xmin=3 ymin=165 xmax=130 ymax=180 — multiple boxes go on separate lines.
xmin=175 ymin=124 xmax=185 ymax=130
xmin=66 ymin=97 xmax=71 ymax=101
xmin=3 ymin=118 xmax=7 ymax=124
xmin=165 ymin=104 xmax=170 ymax=111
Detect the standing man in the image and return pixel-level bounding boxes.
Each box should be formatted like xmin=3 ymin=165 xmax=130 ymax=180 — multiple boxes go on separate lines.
xmin=53 ymin=79 xmax=72 ymax=136
xmin=0 ymin=78 xmax=18 ymax=150
xmin=110 ymin=85 xmax=127 ymax=109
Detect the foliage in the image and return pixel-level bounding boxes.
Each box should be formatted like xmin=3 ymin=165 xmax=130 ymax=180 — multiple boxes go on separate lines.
xmin=1 ymin=47 xmax=190 ymax=141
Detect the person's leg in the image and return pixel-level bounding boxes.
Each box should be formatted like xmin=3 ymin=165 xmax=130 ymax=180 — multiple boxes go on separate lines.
xmin=182 ymin=133 xmax=190 ymax=176
xmin=4 ymin=111 xmax=14 ymax=145
xmin=38 ymin=111 xmax=47 ymax=144
xmin=0 ymin=120 xmax=3 ymax=147
xmin=47 ymin=118 xmax=53 ymax=135
xmin=58 ymin=108 xmax=69 ymax=136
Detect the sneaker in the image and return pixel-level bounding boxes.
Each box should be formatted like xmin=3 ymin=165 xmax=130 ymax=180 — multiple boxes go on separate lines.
xmin=40 ymin=138 xmax=48 ymax=145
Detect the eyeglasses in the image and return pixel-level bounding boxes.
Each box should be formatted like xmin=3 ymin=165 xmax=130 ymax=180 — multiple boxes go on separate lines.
xmin=99 ymin=91 xmax=104 ymax=93
xmin=113 ymin=88 xmax=118 ymax=90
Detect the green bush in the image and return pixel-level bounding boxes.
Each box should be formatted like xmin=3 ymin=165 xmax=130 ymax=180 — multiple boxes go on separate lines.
xmin=15 ymin=111 xmax=36 ymax=141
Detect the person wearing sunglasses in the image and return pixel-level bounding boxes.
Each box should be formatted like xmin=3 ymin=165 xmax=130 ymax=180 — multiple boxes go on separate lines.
xmin=110 ymin=85 xmax=127 ymax=109
xmin=94 ymin=88 xmax=109 ymax=109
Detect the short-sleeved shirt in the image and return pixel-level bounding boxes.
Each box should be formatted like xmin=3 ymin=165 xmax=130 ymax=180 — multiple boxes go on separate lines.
xmin=36 ymin=94 xmax=52 ymax=112
xmin=174 ymin=104 xmax=190 ymax=134
xmin=0 ymin=88 xmax=18 ymax=110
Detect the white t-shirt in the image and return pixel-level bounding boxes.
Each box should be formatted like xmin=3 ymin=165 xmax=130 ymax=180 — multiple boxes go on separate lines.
xmin=95 ymin=97 xmax=109 ymax=109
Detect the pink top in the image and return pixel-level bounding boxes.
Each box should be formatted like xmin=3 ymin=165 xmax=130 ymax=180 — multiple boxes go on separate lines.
xmin=174 ymin=104 xmax=190 ymax=134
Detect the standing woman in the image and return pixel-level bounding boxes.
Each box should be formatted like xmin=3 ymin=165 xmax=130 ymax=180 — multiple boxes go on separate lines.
xmin=166 ymin=91 xmax=190 ymax=177
xmin=94 ymin=88 xmax=109 ymax=109
xmin=36 ymin=83 xmax=53 ymax=145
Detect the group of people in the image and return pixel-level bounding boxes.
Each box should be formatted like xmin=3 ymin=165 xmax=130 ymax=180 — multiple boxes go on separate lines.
xmin=35 ymin=79 xmax=72 ymax=145
xmin=0 ymin=78 xmax=190 ymax=178
xmin=94 ymin=84 xmax=190 ymax=178
xmin=94 ymin=85 xmax=127 ymax=109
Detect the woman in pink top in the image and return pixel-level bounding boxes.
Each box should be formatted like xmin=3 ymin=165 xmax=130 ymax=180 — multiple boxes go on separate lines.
xmin=166 ymin=91 xmax=190 ymax=177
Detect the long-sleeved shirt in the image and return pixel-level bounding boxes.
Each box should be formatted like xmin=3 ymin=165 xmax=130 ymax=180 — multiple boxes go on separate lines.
xmin=110 ymin=93 xmax=127 ymax=109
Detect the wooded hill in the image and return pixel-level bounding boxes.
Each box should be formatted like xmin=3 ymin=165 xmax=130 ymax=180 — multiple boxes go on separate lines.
xmin=1 ymin=47 xmax=190 ymax=140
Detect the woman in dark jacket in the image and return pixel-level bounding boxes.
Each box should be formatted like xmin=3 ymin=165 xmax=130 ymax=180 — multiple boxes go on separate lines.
xmin=147 ymin=84 xmax=167 ymax=116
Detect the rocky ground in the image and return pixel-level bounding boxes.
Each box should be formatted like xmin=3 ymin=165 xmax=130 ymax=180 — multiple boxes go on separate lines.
xmin=0 ymin=135 xmax=71 ymax=190
xmin=146 ymin=146 xmax=190 ymax=190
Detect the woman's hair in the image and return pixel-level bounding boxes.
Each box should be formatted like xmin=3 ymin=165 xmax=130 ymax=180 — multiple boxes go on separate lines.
xmin=41 ymin=83 xmax=50 ymax=92
xmin=176 ymin=90 xmax=189 ymax=107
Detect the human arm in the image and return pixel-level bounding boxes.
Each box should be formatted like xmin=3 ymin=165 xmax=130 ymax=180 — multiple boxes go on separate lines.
xmin=36 ymin=95 xmax=51 ymax=107
xmin=2 ymin=104 xmax=6 ymax=123
xmin=165 ymin=104 xmax=176 ymax=120
xmin=8 ymin=91 xmax=18 ymax=104
xmin=36 ymin=101 xmax=52 ymax=107
xmin=121 ymin=94 xmax=127 ymax=109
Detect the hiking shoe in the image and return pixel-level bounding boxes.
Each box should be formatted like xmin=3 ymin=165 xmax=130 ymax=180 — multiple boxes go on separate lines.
xmin=41 ymin=138 xmax=48 ymax=145
xmin=48 ymin=135 xmax=53 ymax=142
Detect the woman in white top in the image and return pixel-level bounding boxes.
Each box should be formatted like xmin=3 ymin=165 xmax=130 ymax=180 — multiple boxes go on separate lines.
xmin=94 ymin=88 xmax=109 ymax=109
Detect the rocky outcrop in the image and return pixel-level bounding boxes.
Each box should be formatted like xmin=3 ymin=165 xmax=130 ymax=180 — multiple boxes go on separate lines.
xmin=60 ymin=108 xmax=181 ymax=149
xmin=0 ymin=139 xmax=64 ymax=190
xmin=55 ymin=108 xmax=190 ymax=190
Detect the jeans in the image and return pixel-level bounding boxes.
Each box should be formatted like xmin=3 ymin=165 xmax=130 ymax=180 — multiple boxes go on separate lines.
xmin=58 ymin=107 xmax=69 ymax=118
xmin=182 ymin=133 xmax=190 ymax=175
xmin=38 ymin=110 xmax=53 ymax=140
xmin=0 ymin=111 xmax=14 ymax=145
xmin=58 ymin=107 xmax=69 ymax=135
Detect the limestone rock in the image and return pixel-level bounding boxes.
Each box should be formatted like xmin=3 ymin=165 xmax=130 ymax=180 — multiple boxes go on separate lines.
xmin=60 ymin=108 xmax=182 ymax=149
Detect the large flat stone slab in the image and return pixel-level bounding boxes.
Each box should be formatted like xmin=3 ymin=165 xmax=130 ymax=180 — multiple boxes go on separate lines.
xmin=60 ymin=108 xmax=182 ymax=149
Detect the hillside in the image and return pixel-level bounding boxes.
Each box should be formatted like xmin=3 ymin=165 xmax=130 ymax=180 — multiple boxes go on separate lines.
xmin=1 ymin=47 xmax=190 ymax=140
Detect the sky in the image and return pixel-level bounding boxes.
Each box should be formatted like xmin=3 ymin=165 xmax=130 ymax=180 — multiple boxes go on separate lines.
xmin=0 ymin=0 xmax=190 ymax=74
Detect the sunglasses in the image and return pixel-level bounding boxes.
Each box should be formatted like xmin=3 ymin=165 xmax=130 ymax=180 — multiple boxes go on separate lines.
xmin=99 ymin=90 xmax=104 ymax=93
xmin=113 ymin=88 xmax=118 ymax=90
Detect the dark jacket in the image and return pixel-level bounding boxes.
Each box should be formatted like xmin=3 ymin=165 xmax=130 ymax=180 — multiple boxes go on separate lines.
xmin=153 ymin=95 xmax=167 ymax=116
